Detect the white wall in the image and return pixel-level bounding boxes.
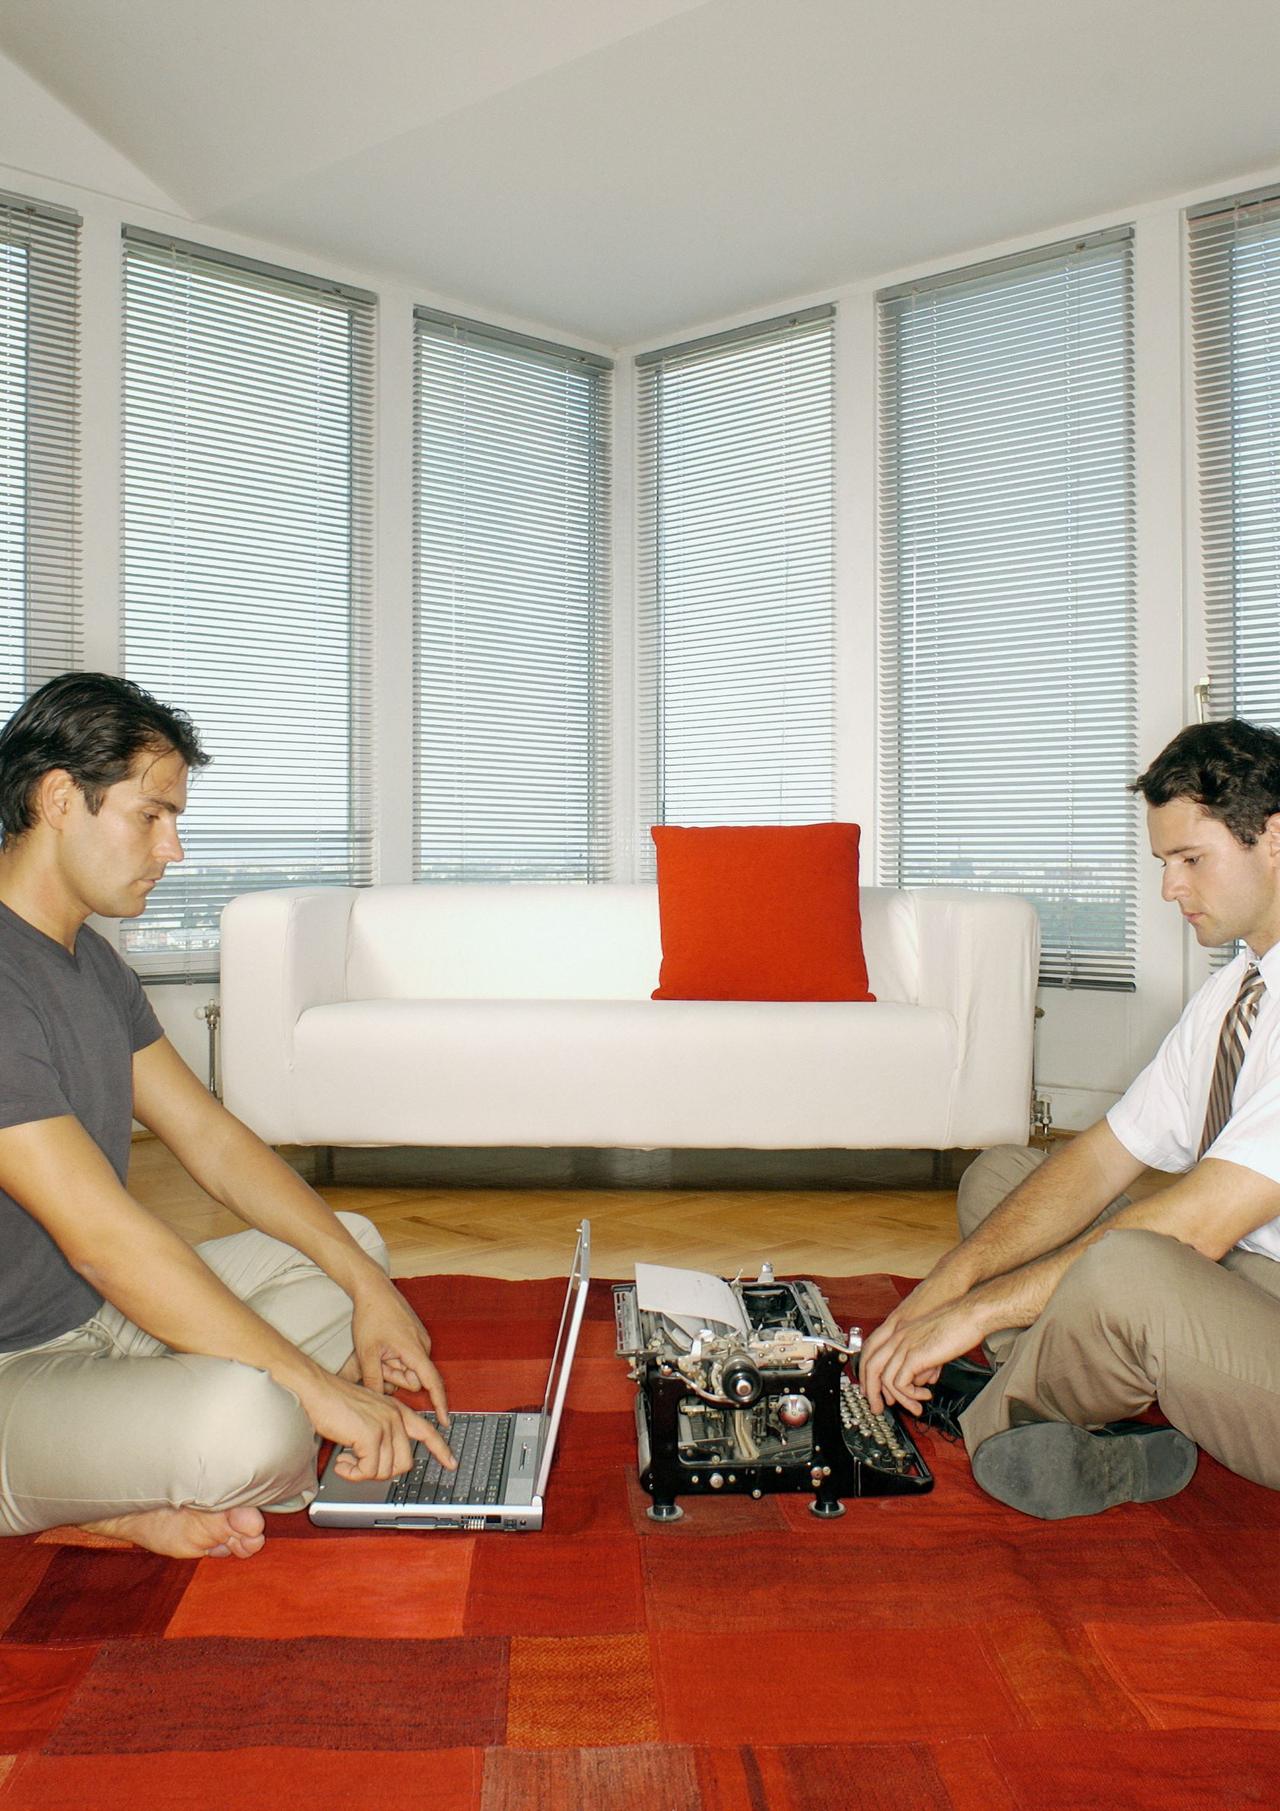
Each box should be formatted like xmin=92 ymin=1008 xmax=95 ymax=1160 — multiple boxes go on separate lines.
xmin=1 ymin=50 xmax=1274 ymax=1127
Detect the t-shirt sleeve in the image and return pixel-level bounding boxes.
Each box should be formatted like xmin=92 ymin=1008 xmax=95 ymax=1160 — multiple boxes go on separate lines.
xmin=0 ymin=996 xmax=74 ymax=1131
xmin=113 ymin=949 xmax=163 ymax=1054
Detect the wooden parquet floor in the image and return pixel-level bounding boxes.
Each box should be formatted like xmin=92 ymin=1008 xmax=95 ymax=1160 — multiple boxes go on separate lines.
xmin=128 ymin=1137 xmax=963 ymax=1280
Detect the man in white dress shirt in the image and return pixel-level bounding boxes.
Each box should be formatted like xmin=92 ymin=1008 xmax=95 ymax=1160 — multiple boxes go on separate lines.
xmin=861 ymin=718 xmax=1280 ymax=1518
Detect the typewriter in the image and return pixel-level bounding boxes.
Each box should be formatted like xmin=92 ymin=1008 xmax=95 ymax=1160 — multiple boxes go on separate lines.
xmin=614 ymin=1264 xmax=933 ymax=1520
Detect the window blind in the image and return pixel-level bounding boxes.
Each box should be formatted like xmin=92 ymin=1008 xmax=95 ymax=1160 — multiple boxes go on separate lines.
xmin=1190 ymin=187 xmax=1280 ymax=727
xmin=878 ymin=231 xmax=1137 ymax=990
xmin=121 ymin=229 xmax=374 ymax=980
xmin=413 ymin=310 xmax=612 ymax=881
xmin=0 ymin=190 xmax=80 ymax=722
xmin=635 ymin=307 xmax=835 ymax=867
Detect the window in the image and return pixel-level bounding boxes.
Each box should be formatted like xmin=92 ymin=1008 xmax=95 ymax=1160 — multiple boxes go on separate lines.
xmin=121 ymin=230 xmax=374 ymax=980
xmin=878 ymin=231 xmax=1137 ymax=990
xmin=1190 ymin=187 xmax=1280 ymax=726
xmin=636 ymin=308 xmax=835 ymax=863
xmin=0 ymin=190 xmax=80 ymax=717
xmin=413 ymin=310 xmax=612 ymax=881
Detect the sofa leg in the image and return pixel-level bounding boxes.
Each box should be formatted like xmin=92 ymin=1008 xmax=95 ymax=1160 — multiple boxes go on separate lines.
xmin=313 ymin=1145 xmax=335 ymax=1188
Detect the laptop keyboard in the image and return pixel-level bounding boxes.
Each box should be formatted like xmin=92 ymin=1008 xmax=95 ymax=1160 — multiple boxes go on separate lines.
xmin=389 ymin=1413 xmax=514 ymax=1507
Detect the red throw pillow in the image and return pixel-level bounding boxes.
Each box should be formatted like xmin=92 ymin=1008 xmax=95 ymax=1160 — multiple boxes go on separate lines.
xmin=650 ymin=823 xmax=875 ymax=1002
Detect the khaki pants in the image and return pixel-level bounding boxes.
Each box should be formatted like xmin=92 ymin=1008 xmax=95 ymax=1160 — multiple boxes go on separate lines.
xmin=955 ymin=1146 xmax=1280 ymax=1491
xmin=0 ymin=1212 xmax=387 ymax=1536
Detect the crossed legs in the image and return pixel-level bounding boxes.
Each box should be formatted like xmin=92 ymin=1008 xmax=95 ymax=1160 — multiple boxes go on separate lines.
xmin=0 ymin=1211 xmax=389 ymax=1556
xmin=953 ymin=1146 xmax=1280 ymax=1495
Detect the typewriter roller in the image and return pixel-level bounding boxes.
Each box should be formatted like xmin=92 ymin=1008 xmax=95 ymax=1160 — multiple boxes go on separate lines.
xmin=614 ymin=1271 xmax=933 ymax=1520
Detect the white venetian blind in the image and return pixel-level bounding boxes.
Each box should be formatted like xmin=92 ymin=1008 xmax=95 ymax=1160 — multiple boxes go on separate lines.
xmin=121 ymin=230 xmax=374 ymax=980
xmin=635 ymin=307 xmax=835 ymax=866
xmin=413 ymin=310 xmax=613 ymax=881
xmin=0 ymin=190 xmax=80 ymax=721
xmin=879 ymin=230 xmax=1137 ymax=990
xmin=1190 ymin=187 xmax=1280 ymax=726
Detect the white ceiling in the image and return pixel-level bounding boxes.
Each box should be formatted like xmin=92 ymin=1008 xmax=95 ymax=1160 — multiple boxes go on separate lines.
xmin=1 ymin=0 xmax=1278 ymax=348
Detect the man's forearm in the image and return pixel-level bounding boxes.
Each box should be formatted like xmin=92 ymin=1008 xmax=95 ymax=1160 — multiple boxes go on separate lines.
xmin=940 ymin=1120 xmax=1144 ymax=1294
xmin=77 ymin=1202 xmax=327 ymax=1397
xmin=134 ymin=1039 xmax=389 ymax=1307
xmin=173 ymin=1110 xmax=388 ymax=1303
xmin=962 ymin=1153 xmax=1280 ymax=1341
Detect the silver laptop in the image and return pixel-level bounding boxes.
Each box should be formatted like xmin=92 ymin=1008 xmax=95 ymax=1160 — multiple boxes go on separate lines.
xmin=309 ymin=1220 xmax=590 ymax=1532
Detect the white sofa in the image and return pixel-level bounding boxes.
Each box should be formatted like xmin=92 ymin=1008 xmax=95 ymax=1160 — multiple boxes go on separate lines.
xmin=220 ymin=883 xmax=1039 ymax=1153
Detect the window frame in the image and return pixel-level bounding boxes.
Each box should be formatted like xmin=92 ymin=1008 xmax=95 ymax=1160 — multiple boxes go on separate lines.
xmin=412 ymin=306 xmax=614 ymax=884
xmin=635 ymin=305 xmax=837 ymax=869
xmin=120 ymin=227 xmax=375 ymax=982
xmin=877 ymin=228 xmax=1139 ymax=991
xmin=0 ymin=188 xmax=81 ymax=717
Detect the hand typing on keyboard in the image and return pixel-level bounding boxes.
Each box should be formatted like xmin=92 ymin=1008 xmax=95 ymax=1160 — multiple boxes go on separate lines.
xmin=311 ymin=1370 xmax=457 ymax=1483
xmin=351 ymin=1281 xmax=451 ymax=1428
xmin=390 ymin=1414 xmax=514 ymax=1507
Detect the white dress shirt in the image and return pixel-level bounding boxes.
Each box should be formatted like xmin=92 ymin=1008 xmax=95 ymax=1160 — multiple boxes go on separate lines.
xmin=1107 ymin=940 xmax=1280 ymax=1260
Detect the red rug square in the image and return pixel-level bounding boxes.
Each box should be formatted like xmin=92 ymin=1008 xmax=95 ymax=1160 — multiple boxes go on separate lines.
xmin=654 ymin=1629 xmax=1018 ymax=1745
xmin=0 ymin=1645 xmax=97 ymax=1750
xmin=1086 ymin=1619 xmax=1280 ymax=1729
xmin=6 ymin=1746 xmax=483 ymax=1811
xmin=465 ymin=1535 xmax=644 ymax=1637
xmin=694 ymin=1742 xmax=959 ymax=1811
xmin=480 ymin=1741 xmax=699 ymax=1811
xmin=4 ymin=1548 xmax=192 ymax=1643
xmin=165 ymin=1535 xmax=475 ymax=1639
xmin=506 ymin=1632 xmax=659 ymax=1747
xmin=43 ymin=1635 xmax=507 ymax=1754
xmin=0 ymin=1540 xmax=54 ymax=1636
xmin=989 ymin=1729 xmax=1280 ymax=1811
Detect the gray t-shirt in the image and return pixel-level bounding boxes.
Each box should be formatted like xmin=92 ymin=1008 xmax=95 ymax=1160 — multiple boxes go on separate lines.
xmin=0 ymin=901 xmax=162 ymax=1350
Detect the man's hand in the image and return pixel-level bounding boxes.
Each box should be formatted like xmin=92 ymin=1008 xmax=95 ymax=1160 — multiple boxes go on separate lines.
xmin=299 ymin=1369 xmax=456 ymax=1481
xmin=350 ymin=1281 xmax=450 ymax=1426
xmin=860 ymin=1293 xmax=988 ymax=1417
xmin=856 ymin=1259 xmax=972 ymax=1407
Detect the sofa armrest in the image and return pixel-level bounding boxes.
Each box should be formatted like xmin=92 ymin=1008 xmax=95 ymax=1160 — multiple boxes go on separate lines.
xmin=911 ymin=890 xmax=1041 ymax=1147
xmin=220 ymin=887 xmax=357 ymax=1144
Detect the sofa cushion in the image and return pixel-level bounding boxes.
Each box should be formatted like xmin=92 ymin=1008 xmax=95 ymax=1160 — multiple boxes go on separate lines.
xmin=345 ymin=883 xmax=664 ymax=1001
xmin=650 ymin=823 xmax=874 ymax=1002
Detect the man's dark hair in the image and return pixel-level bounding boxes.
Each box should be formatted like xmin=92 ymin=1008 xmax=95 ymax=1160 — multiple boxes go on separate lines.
xmin=0 ymin=672 xmax=209 ymax=841
xmin=1130 ymin=718 xmax=1280 ymax=846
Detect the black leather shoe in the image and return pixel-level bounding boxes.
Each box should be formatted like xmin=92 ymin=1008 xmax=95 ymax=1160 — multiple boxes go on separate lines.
xmin=920 ymin=1357 xmax=996 ymax=1440
xmin=971 ymin=1419 xmax=1198 ymax=1520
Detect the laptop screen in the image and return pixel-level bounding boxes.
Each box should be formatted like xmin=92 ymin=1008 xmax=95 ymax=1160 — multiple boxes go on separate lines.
xmin=533 ymin=1219 xmax=591 ymax=1498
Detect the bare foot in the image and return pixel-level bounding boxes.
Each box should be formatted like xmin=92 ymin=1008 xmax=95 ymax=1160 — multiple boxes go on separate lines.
xmin=77 ymin=1503 xmax=266 ymax=1559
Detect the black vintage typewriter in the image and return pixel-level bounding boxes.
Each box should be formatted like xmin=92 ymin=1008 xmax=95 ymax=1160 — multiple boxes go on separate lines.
xmin=614 ymin=1265 xmax=933 ymax=1520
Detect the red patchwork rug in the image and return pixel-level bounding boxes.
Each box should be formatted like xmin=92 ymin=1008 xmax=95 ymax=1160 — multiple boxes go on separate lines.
xmin=1 ymin=1273 xmax=1277 ymax=1810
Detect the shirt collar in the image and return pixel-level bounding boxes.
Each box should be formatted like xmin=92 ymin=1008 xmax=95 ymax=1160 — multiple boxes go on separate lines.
xmin=1248 ymin=941 xmax=1280 ymax=990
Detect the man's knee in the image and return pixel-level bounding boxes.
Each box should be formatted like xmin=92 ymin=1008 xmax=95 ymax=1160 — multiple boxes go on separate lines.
xmin=172 ymin=1357 xmax=314 ymax=1509
xmin=1044 ymin=1228 xmax=1197 ymax=1336
xmin=957 ymin=1144 xmax=1047 ymax=1240
xmin=335 ymin=1211 xmax=389 ymax=1276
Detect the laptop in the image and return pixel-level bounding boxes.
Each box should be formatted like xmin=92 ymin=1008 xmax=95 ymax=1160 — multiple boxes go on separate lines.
xmin=309 ymin=1220 xmax=590 ymax=1532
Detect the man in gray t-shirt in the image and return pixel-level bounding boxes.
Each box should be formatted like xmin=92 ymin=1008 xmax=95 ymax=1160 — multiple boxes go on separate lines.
xmin=0 ymin=673 xmax=454 ymax=1560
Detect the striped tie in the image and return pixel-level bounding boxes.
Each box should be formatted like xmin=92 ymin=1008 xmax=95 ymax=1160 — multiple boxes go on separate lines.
xmin=1198 ymin=963 xmax=1267 ymax=1159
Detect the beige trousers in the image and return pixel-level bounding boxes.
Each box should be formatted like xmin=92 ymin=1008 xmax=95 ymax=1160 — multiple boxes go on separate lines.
xmin=955 ymin=1146 xmax=1280 ymax=1491
xmin=0 ymin=1211 xmax=388 ymax=1536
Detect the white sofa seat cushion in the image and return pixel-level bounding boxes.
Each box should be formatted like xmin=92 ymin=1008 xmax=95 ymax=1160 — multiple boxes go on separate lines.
xmin=291 ymin=997 xmax=959 ymax=1149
